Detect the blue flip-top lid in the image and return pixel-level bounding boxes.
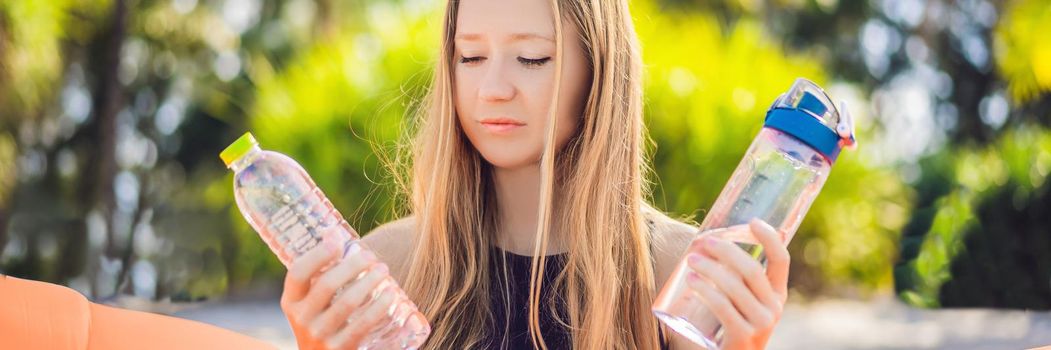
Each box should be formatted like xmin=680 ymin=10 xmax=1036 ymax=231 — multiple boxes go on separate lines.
xmin=763 ymin=91 xmax=844 ymax=162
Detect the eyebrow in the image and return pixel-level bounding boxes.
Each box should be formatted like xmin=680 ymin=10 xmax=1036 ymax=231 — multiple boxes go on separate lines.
xmin=454 ymin=32 xmax=555 ymax=43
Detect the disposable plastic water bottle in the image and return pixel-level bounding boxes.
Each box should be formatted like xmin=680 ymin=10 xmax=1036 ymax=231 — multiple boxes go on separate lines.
xmin=220 ymin=132 xmax=430 ymax=349
xmin=652 ymin=78 xmax=856 ymax=349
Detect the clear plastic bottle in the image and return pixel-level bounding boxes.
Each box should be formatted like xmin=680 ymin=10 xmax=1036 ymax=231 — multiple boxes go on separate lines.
xmin=220 ymin=132 xmax=430 ymax=350
xmin=652 ymin=78 xmax=856 ymax=349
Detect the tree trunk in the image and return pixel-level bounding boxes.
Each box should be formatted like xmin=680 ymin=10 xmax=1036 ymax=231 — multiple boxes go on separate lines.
xmin=78 ymin=0 xmax=127 ymax=299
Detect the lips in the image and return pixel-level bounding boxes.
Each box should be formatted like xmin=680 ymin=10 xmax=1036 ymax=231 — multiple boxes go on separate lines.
xmin=479 ymin=117 xmax=526 ymax=134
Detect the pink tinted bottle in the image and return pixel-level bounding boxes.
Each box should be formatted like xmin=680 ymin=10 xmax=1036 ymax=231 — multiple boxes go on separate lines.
xmin=652 ymin=78 xmax=856 ymax=348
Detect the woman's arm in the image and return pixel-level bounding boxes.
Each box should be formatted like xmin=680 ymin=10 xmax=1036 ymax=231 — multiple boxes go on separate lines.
xmin=0 ymin=274 xmax=275 ymax=349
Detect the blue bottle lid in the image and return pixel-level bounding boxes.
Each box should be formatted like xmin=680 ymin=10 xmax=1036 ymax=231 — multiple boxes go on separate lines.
xmin=762 ymin=79 xmax=855 ymax=163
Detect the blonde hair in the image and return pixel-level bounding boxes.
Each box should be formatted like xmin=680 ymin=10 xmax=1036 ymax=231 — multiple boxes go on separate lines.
xmin=397 ymin=0 xmax=661 ymax=348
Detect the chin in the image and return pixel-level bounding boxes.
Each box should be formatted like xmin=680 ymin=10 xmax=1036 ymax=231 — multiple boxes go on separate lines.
xmin=474 ymin=144 xmax=540 ymax=170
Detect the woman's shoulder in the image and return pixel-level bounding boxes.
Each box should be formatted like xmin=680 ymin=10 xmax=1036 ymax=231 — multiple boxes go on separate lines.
xmin=361 ymin=215 xmax=417 ymax=283
xmin=642 ymin=207 xmax=700 ymax=286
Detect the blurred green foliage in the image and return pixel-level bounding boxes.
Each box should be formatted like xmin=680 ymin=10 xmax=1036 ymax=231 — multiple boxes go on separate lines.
xmin=995 ymin=0 xmax=1051 ymax=103
xmin=0 ymin=0 xmax=1048 ymax=309
xmin=632 ymin=0 xmax=908 ymax=294
xmin=891 ymin=0 xmax=1051 ymax=309
xmin=898 ymin=126 xmax=1051 ymax=307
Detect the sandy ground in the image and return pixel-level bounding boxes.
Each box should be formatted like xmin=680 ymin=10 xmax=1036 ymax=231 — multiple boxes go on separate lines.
xmin=169 ymin=296 xmax=1051 ymax=349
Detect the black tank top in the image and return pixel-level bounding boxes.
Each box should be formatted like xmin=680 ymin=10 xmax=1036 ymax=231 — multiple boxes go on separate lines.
xmin=481 ymin=248 xmax=670 ymax=349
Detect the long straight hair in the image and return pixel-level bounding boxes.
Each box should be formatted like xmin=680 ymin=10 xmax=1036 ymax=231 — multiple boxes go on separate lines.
xmin=397 ymin=0 xmax=661 ymax=348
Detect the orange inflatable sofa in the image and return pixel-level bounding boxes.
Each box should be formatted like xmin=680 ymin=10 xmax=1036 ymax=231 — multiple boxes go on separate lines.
xmin=0 ymin=274 xmax=274 ymax=349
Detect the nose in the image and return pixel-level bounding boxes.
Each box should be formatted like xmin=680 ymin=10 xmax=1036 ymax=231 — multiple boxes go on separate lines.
xmin=477 ymin=58 xmax=516 ymax=102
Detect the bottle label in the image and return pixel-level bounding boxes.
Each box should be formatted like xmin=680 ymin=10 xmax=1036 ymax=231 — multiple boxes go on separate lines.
xmin=269 ymin=200 xmax=323 ymax=258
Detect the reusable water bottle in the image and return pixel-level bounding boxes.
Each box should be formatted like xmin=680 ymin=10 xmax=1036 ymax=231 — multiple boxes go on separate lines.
xmin=652 ymin=78 xmax=856 ymax=348
xmin=220 ymin=132 xmax=430 ymax=350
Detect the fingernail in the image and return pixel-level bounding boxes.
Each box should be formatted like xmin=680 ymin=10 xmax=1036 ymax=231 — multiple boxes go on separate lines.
xmin=361 ymin=250 xmax=377 ymax=261
xmin=687 ymin=253 xmax=703 ymax=266
xmin=344 ymin=241 xmax=363 ymax=256
xmin=373 ymin=263 xmax=390 ymax=275
xmin=753 ymin=219 xmax=775 ymax=231
xmin=704 ymin=236 xmax=718 ymax=247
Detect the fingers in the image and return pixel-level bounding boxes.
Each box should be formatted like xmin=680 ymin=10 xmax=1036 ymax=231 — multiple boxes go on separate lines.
xmin=683 ymin=219 xmax=792 ymax=336
xmin=308 ymin=263 xmax=392 ymax=340
xmin=686 ymin=249 xmax=775 ymax=331
xmin=750 ymin=219 xmax=790 ymax=299
xmin=684 ymin=269 xmax=754 ymax=336
xmin=325 ymin=286 xmax=401 ymax=349
xmin=699 ymin=233 xmax=782 ymax=313
xmin=298 ymin=245 xmax=379 ymax=321
xmin=283 ymin=245 xmax=340 ymax=306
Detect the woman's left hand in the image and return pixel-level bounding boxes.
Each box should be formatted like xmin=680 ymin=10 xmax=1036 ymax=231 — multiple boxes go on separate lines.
xmin=683 ymin=219 xmax=790 ymax=350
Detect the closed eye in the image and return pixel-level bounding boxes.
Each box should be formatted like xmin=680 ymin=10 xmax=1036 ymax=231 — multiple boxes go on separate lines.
xmin=458 ymin=56 xmax=550 ymax=67
xmin=518 ymin=57 xmax=551 ymax=67
xmin=460 ymin=56 xmax=485 ymax=64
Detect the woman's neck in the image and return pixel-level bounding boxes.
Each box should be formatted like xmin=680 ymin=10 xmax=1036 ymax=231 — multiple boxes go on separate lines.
xmin=492 ymin=163 xmax=566 ymax=256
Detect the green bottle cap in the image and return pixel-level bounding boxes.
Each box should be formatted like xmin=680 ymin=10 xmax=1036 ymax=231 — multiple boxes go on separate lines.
xmin=220 ymin=132 xmax=259 ymax=167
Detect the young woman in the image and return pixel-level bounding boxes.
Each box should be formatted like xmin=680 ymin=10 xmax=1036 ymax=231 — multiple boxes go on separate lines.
xmin=279 ymin=0 xmax=791 ymax=349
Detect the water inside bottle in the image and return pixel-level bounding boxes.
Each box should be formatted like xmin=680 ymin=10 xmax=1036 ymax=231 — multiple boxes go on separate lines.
xmin=723 ymin=141 xmax=823 ymax=233
xmin=225 ymin=134 xmax=430 ymax=349
xmin=235 ymin=162 xmax=354 ymax=266
xmin=653 ymin=137 xmax=824 ymax=348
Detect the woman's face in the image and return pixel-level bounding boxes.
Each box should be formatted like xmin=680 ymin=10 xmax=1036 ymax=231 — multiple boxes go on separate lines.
xmin=454 ymin=0 xmax=591 ymax=170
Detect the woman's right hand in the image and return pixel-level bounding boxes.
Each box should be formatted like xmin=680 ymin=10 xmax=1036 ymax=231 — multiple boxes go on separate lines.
xmin=280 ymin=243 xmax=400 ymax=350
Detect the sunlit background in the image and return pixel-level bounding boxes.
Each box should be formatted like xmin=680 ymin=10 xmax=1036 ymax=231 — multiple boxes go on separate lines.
xmin=1 ymin=0 xmax=1050 ymax=348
